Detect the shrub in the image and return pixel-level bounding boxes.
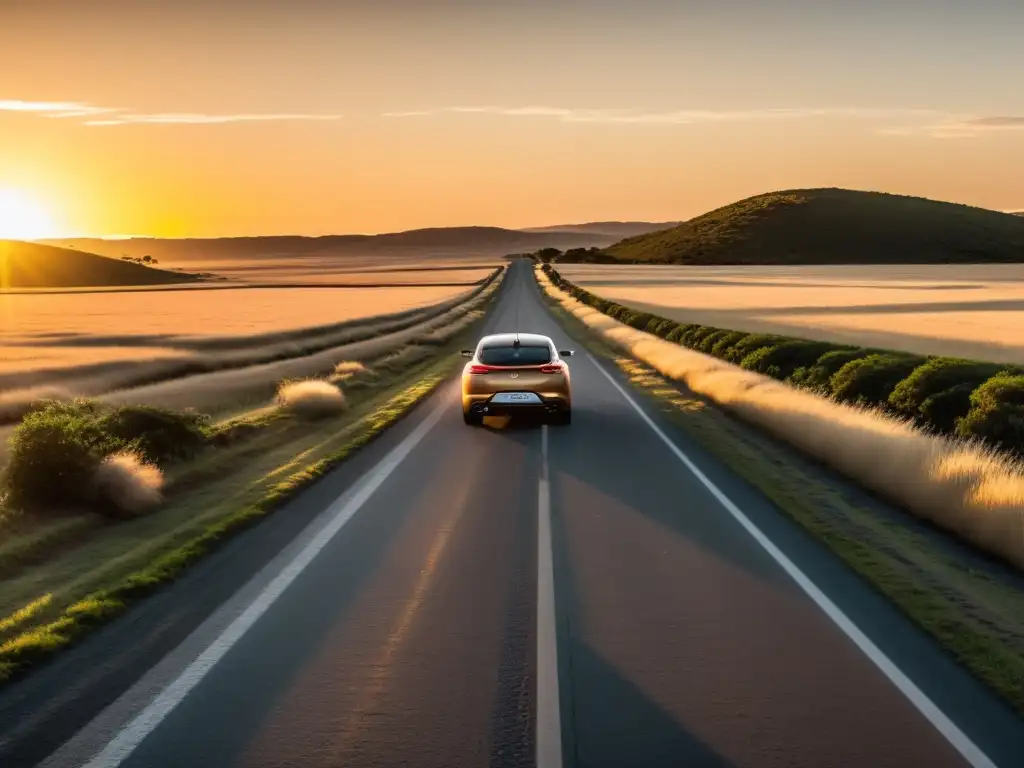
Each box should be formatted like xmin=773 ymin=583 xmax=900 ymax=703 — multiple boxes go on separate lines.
xmin=623 ymin=311 xmax=656 ymax=330
xmin=648 ymin=318 xmax=678 ymax=338
xmin=682 ymin=325 xmax=720 ymax=349
xmin=830 ymin=353 xmax=926 ymax=407
xmin=606 ymin=304 xmax=630 ymax=322
xmin=709 ymin=331 xmax=749 ymax=359
xmin=277 ymin=379 xmax=347 ymax=417
xmin=698 ymin=330 xmax=734 ymax=354
xmin=957 ymin=374 xmax=1024 ymax=454
xmin=97 ymin=405 xmax=208 ymax=464
xmin=920 ymin=383 xmax=979 ymax=433
xmin=739 ymin=341 xmax=839 ymax=381
xmin=91 ymin=451 xmax=164 ymax=518
xmin=1 ymin=401 xmax=120 ymax=514
xmin=666 ymin=324 xmax=699 ymax=344
xmin=789 ymin=348 xmax=871 ymax=391
xmin=888 ymin=358 xmax=1005 ymax=422
xmin=722 ymin=333 xmax=784 ymax=364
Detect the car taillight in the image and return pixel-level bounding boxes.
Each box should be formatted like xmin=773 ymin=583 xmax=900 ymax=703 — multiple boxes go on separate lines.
xmin=539 ymin=363 xmax=564 ymax=374
xmin=469 ymin=364 xmax=492 ymax=374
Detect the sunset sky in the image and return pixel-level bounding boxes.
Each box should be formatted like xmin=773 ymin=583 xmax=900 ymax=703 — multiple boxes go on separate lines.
xmin=1 ymin=0 xmax=1022 ymax=237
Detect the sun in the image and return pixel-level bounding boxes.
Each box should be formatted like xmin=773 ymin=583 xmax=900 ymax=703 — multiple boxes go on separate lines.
xmin=0 ymin=187 xmax=58 ymax=240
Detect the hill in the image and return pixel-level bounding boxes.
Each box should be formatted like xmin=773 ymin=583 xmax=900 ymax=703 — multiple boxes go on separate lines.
xmin=44 ymin=226 xmax=631 ymax=268
xmin=602 ymin=188 xmax=1024 ymax=265
xmin=0 ymin=240 xmax=199 ymax=289
xmin=521 ymin=221 xmax=678 ymax=238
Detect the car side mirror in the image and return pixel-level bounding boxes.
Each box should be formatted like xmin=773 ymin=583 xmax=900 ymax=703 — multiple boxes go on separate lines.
xmin=460 ymin=349 xmax=474 ymax=358
xmin=559 ymin=349 xmax=575 ymax=357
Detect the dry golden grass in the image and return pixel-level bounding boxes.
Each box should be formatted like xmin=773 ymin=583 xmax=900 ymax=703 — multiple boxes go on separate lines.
xmin=0 ymin=283 xmax=487 ymax=406
xmin=92 ymin=451 xmax=164 ymax=516
xmin=95 ymin=274 xmax=502 ymax=415
xmin=333 ymin=360 xmax=366 ymax=377
xmin=0 ymin=284 xmax=467 ymax=377
xmin=276 ymin=380 xmax=347 ymax=417
xmin=537 ymin=266 xmax=1024 ymax=569
xmin=0 ymin=271 xmax=504 ymax=465
xmin=560 ymin=263 xmax=1024 ymax=365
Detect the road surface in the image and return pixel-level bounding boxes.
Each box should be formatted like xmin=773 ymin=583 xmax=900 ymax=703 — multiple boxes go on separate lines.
xmin=3 ymin=259 xmax=1024 ymax=768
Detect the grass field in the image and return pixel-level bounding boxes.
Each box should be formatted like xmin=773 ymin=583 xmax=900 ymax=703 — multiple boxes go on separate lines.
xmin=560 ymin=263 xmax=1024 ymax=365
xmin=0 ymin=283 xmax=473 ymax=379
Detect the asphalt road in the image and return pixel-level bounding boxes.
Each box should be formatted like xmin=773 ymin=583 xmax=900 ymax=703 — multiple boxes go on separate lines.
xmin=6 ymin=259 xmax=1024 ymax=767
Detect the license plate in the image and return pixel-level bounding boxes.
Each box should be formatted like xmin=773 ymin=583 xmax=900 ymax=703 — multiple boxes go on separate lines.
xmin=490 ymin=392 xmax=542 ymax=405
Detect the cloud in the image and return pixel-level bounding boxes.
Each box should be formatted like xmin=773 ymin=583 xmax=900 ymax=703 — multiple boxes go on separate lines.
xmin=85 ymin=112 xmax=343 ymax=126
xmin=881 ymin=115 xmax=1024 ymax=139
xmin=383 ymin=105 xmax=944 ymax=125
xmin=1 ymin=99 xmax=342 ymax=126
xmin=963 ymin=116 xmax=1024 ymax=128
xmin=394 ymin=104 xmax=1024 ymax=139
xmin=0 ymin=99 xmax=118 ymax=117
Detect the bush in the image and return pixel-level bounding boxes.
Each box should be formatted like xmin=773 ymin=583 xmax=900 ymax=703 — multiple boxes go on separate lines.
xmin=749 ymin=342 xmax=843 ymax=380
xmin=709 ymin=331 xmax=749 ymax=359
xmin=739 ymin=341 xmax=838 ymax=381
xmin=1 ymin=401 xmax=126 ymax=513
xmin=0 ymin=400 xmax=202 ymax=516
xmin=722 ymin=333 xmax=784 ymax=364
xmin=97 ymin=405 xmax=208 ymax=464
xmin=920 ymin=383 xmax=979 ymax=433
xmin=887 ymin=358 xmax=1005 ymax=422
xmin=648 ymin=318 xmax=678 ymax=338
xmin=623 ymin=311 xmax=656 ymax=330
xmin=698 ymin=330 xmax=734 ymax=354
xmin=277 ymin=379 xmax=347 ymax=417
xmin=789 ymin=348 xmax=871 ymax=390
xmin=666 ymin=324 xmax=699 ymax=344
xmin=957 ymin=374 xmax=1024 ymax=454
xmin=682 ymin=326 xmax=721 ymax=350
xmin=830 ymin=353 xmax=926 ymax=407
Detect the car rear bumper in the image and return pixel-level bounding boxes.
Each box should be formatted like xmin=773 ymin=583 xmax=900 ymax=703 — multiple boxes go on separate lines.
xmin=464 ymin=392 xmax=570 ymax=417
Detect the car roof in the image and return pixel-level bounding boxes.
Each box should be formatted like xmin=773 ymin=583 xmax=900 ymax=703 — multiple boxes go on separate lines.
xmin=478 ymin=332 xmax=553 ymax=347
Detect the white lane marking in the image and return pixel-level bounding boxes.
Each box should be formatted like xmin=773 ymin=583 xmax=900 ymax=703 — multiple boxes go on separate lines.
xmin=536 ymin=424 xmax=564 ymax=768
xmin=81 ymin=398 xmax=449 ymax=768
xmin=587 ymin=354 xmax=999 ymax=768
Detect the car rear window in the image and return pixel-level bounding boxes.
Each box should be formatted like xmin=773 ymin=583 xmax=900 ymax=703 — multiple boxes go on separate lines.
xmin=478 ymin=344 xmax=551 ymax=366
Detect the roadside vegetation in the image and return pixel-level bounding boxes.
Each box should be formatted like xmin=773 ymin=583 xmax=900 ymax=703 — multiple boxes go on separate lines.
xmin=537 ymin=264 xmax=1024 ymax=571
xmin=541 ymin=263 xmax=1024 ymax=457
xmin=539 ymin=274 xmax=1024 ymax=717
xmin=0 ymin=268 xmax=504 ymax=684
xmin=552 ymin=188 xmax=1024 ymax=265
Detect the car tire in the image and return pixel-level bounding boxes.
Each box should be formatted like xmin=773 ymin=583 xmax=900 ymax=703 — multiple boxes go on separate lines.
xmin=552 ymin=409 xmax=572 ymax=426
xmin=463 ymin=409 xmax=482 ymax=426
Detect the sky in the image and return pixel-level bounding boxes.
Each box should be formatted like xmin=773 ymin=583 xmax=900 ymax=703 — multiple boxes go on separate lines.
xmin=1 ymin=0 xmax=1022 ymax=237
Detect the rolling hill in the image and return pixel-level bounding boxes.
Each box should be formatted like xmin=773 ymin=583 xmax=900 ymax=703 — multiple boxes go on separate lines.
xmin=0 ymin=240 xmax=199 ymax=289
xmin=602 ymin=188 xmax=1024 ymax=265
xmin=44 ymin=225 xmax=644 ymax=268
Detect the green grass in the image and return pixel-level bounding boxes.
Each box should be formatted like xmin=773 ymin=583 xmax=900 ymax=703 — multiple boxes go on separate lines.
xmin=542 ymin=290 xmax=1024 ymax=717
xmin=599 ymin=187 xmax=1024 ymax=264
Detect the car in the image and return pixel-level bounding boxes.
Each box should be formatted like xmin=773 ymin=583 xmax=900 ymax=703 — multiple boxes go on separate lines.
xmin=460 ymin=333 xmax=574 ymax=426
